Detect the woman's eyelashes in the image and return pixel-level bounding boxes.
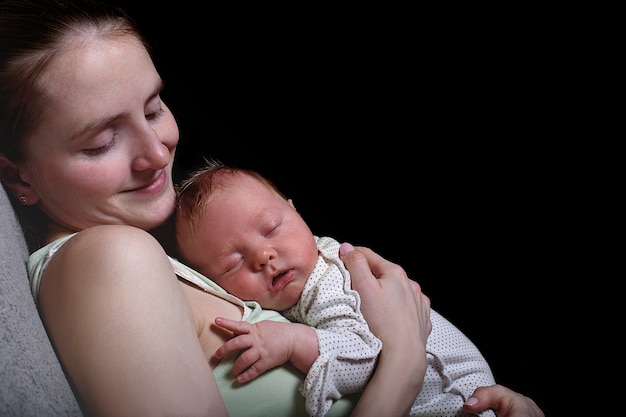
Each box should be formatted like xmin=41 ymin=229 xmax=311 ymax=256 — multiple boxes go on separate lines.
xmin=80 ymin=106 xmax=164 ymax=157
xmin=146 ymin=108 xmax=165 ymax=121
xmin=82 ymin=135 xmax=117 ymax=157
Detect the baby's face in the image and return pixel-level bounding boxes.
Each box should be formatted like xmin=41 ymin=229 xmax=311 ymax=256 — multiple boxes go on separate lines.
xmin=176 ymin=173 xmax=319 ymax=310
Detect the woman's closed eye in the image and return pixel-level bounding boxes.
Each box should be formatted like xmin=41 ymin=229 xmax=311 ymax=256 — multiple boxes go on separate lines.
xmin=82 ymin=135 xmax=118 ymax=157
xmin=146 ymin=108 xmax=165 ymax=121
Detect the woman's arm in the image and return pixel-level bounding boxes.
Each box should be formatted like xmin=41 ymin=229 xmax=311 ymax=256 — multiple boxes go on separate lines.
xmin=339 ymin=243 xmax=431 ymax=417
xmin=340 ymin=243 xmax=545 ymax=417
xmin=38 ymin=226 xmax=227 ymax=417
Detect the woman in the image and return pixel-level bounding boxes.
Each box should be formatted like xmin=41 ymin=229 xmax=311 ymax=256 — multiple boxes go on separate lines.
xmin=0 ymin=0 xmax=543 ymax=416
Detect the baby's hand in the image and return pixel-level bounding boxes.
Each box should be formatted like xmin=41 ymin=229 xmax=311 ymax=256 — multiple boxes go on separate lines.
xmin=214 ymin=318 xmax=317 ymax=383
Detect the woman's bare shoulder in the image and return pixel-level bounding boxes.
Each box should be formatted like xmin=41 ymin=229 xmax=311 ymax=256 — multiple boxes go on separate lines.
xmin=42 ymin=225 xmax=173 ymax=294
xmin=66 ymin=224 xmax=160 ymax=244
xmin=61 ymin=225 xmax=166 ymax=260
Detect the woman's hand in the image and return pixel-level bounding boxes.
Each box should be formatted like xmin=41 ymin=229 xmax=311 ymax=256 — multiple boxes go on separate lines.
xmin=339 ymin=242 xmax=430 ymax=417
xmin=339 ymin=243 xmax=544 ymax=417
xmin=463 ymin=384 xmax=545 ymax=417
xmin=339 ymin=242 xmax=431 ymax=349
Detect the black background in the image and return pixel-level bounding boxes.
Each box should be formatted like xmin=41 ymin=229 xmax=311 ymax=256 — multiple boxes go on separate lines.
xmin=115 ymin=3 xmax=556 ymax=414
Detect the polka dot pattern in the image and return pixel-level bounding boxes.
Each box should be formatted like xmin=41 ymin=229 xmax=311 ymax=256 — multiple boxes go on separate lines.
xmin=283 ymin=237 xmax=496 ymax=417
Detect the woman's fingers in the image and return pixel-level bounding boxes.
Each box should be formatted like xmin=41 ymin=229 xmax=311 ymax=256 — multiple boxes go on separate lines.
xmin=339 ymin=242 xmax=431 ymax=343
xmin=463 ymin=384 xmax=545 ymax=417
xmin=340 ymin=242 xmax=431 ymax=417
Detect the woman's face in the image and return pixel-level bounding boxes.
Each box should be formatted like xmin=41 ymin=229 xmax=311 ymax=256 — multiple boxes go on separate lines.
xmin=20 ymin=35 xmax=179 ymax=235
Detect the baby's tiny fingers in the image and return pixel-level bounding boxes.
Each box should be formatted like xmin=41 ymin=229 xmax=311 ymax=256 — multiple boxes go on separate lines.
xmin=237 ymin=363 xmax=263 ymax=384
xmin=215 ymin=317 xmax=252 ymax=334
xmin=215 ymin=333 xmax=255 ymax=360
xmin=233 ymin=348 xmax=261 ymax=377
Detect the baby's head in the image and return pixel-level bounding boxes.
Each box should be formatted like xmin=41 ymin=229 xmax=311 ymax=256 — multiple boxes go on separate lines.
xmin=175 ymin=160 xmax=319 ymax=311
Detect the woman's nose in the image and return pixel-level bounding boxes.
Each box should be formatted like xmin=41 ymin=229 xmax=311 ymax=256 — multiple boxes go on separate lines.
xmin=131 ymin=128 xmax=171 ymax=171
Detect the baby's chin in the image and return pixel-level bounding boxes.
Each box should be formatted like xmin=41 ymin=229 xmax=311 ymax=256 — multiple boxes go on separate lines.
xmin=267 ymin=286 xmax=303 ymax=312
xmin=274 ymin=285 xmax=302 ymax=311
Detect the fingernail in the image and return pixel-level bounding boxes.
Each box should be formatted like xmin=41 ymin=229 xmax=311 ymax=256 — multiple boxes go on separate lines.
xmin=464 ymin=397 xmax=479 ymax=406
xmin=339 ymin=242 xmax=355 ymax=255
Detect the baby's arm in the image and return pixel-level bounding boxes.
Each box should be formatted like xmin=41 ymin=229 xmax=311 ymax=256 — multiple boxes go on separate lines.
xmin=214 ymin=317 xmax=318 ymax=383
xmin=416 ymin=309 xmax=497 ymax=417
xmin=286 ymin=237 xmax=383 ymax=416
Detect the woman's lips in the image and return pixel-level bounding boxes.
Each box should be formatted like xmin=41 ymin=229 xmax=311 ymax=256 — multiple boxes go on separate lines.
xmin=133 ymin=170 xmax=166 ymax=195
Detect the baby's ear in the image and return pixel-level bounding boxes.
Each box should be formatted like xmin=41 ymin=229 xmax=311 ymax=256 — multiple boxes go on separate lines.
xmin=287 ymin=198 xmax=296 ymax=209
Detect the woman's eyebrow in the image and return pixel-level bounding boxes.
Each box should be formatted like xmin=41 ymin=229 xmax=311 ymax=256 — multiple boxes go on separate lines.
xmin=68 ymin=113 xmax=129 ymax=141
xmin=69 ymin=81 xmax=164 ymax=141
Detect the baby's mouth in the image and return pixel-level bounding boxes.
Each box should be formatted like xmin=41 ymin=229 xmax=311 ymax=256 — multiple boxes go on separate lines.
xmin=270 ymin=269 xmax=294 ymax=292
xmin=272 ymin=271 xmax=286 ymax=286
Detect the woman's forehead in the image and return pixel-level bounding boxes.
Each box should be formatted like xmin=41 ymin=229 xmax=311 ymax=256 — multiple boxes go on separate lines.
xmin=42 ymin=35 xmax=152 ymax=95
xmin=33 ymin=36 xmax=159 ymax=137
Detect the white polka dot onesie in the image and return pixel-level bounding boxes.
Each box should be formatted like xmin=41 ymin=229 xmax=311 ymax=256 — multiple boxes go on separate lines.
xmin=282 ymin=236 xmax=496 ymax=417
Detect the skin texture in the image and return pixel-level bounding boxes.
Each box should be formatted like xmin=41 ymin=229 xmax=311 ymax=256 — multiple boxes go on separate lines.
xmin=16 ymin=36 xmax=178 ymax=237
xmin=176 ymin=171 xmax=323 ymax=382
xmin=339 ymin=243 xmax=430 ymax=417
xmin=463 ymin=385 xmax=545 ymax=417
xmin=1 ymin=27 xmax=432 ymax=416
xmin=39 ymin=226 xmax=228 ymax=416
xmin=176 ymin=172 xmax=318 ymax=312
xmin=0 ymin=3 xmax=545 ymax=415
xmin=7 ymin=34 xmax=229 ymax=416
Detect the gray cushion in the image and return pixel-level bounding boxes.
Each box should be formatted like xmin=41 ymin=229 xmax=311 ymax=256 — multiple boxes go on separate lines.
xmin=0 ymin=185 xmax=82 ymax=416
